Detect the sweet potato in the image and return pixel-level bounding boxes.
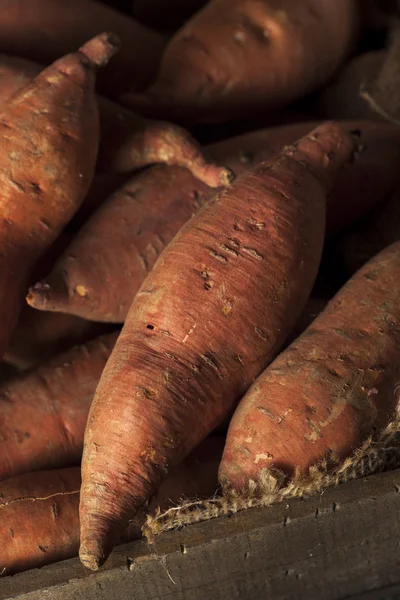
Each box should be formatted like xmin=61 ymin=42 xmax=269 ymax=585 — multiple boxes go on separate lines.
xmin=0 ymin=54 xmax=233 ymax=188
xmin=4 ymin=308 xmax=112 ymax=369
xmin=1 ymin=437 xmax=222 ymax=575
xmin=0 ymin=33 xmax=118 ymax=359
xmin=132 ymin=0 xmax=208 ymax=32
xmin=361 ymin=20 xmax=400 ymax=125
xmin=0 ymin=0 xmax=167 ymax=96
xmin=338 ymin=187 xmax=400 ymax=275
xmin=28 ymin=166 xmax=212 ymax=322
xmin=313 ymin=51 xmax=384 ymax=120
xmin=122 ymin=0 xmax=359 ymax=123
xmin=219 ymin=241 xmax=400 ymax=489
xmin=0 ymin=331 xmax=118 ymax=481
xmin=77 ymin=122 xmax=355 ymax=569
xmin=27 ymin=121 xmax=400 ymax=323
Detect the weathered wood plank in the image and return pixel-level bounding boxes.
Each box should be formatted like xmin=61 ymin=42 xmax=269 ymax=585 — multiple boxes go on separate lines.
xmin=2 ymin=469 xmax=400 ymax=600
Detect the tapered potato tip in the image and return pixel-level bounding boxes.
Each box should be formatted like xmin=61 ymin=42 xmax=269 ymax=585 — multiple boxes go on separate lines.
xmin=26 ymin=278 xmax=69 ymax=313
xmin=79 ymin=545 xmax=103 ymax=571
xmin=78 ymin=32 xmax=121 ymax=69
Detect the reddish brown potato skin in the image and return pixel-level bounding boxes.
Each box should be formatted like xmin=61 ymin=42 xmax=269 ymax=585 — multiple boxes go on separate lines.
xmin=27 ymin=121 xmax=400 ymax=323
xmin=0 ymin=34 xmax=116 ymax=358
xmin=78 ymin=123 xmax=355 ymax=570
xmin=0 ymin=55 xmax=232 ymax=187
xmin=123 ymin=0 xmax=359 ymax=123
xmin=0 ymin=0 xmax=167 ymax=96
xmin=4 ymin=307 xmax=111 ymax=369
xmin=0 ymin=332 xmax=118 ymax=481
xmin=0 ymin=437 xmax=222 ymax=575
xmin=29 ymin=166 xmax=211 ymax=322
xmin=219 ymin=242 xmax=400 ymax=490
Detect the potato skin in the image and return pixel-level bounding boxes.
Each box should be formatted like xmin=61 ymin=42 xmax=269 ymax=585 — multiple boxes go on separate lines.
xmin=0 ymin=437 xmax=222 ymax=575
xmin=219 ymin=241 xmax=400 ymax=489
xmin=0 ymin=332 xmax=118 ymax=482
xmin=0 ymin=34 xmax=117 ymax=358
xmin=78 ymin=123 xmax=355 ymax=570
xmin=0 ymin=0 xmax=167 ymax=96
xmin=123 ymin=0 xmax=359 ymax=123
xmin=26 ymin=121 xmax=400 ymax=323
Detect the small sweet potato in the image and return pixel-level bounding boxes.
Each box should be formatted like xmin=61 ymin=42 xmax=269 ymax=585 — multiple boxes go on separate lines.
xmin=122 ymin=0 xmax=359 ymax=123
xmin=219 ymin=241 xmax=400 ymax=489
xmin=0 ymin=332 xmax=118 ymax=481
xmin=0 ymin=0 xmax=167 ymax=96
xmin=0 ymin=437 xmax=222 ymax=575
xmin=78 ymin=122 xmax=355 ymax=569
xmin=27 ymin=121 xmax=400 ymax=323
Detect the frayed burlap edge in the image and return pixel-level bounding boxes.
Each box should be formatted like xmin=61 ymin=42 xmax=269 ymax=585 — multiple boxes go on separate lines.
xmin=143 ymin=404 xmax=400 ymax=543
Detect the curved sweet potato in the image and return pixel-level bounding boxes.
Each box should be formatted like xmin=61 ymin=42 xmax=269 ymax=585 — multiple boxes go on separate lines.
xmin=0 ymin=33 xmax=118 ymax=359
xmin=122 ymin=0 xmax=359 ymax=123
xmin=0 ymin=0 xmax=167 ymax=96
xmin=27 ymin=121 xmax=400 ymax=323
xmin=1 ymin=437 xmax=222 ymax=575
xmin=0 ymin=331 xmax=118 ymax=481
xmin=219 ymin=241 xmax=400 ymax=489
xmin=77 ymin=122 xmax=355 ymax=569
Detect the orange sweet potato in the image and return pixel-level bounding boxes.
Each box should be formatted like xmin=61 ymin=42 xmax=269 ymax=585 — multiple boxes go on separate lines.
xmin=0 ymin=331 xmax=118 ymax=481
xmin=0 ymin=54 xmax=233 ymax=188
xmin=27 ymin=121 xmax=400 ymax=323
xmin=122 ymin=0 xmax=359 ymax=123
xmin=1 ymin=437 xmax=222 ymax=575
xmin=0 ymin=0 xmax=167 ymax=96
xmin=0 ymin=34 xmax=119 ymax=359
xmin=77 ymin=122 xmax=355 ymax=569
xmin=219 ymin=241 xmax=400 ymax=489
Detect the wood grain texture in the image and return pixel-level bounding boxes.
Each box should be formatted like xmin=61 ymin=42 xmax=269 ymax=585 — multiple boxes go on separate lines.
xmin=2 ymin=468 xmax=400 ymax=600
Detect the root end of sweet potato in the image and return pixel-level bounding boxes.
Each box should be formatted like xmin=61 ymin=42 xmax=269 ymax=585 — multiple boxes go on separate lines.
xmin=78 ymin=33 xmax=121 ymax=70
xmin=26 ymin=279 xmax=68 ymax=313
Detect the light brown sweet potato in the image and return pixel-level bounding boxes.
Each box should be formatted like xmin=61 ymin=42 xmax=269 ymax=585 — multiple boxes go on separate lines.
xmin=77 ymin=122 xmax=355 ymax=569
xmin=0 ymin=331 xmax=118 ymax=481
xmin=338 ymin=186 xmax=400 ymax=275
xmin=0 ymin=54 xmax=233 ymax=188
xmin=122 ymin=0 xmax=359 ymax=123
xmin=27 ymin=121 xmax=400 ymax=323
xmin=0 ymin=0 xmax=167 ymax=96
xmin=219 ymin=241 xmax=400 ymax=489
xmin=1 ymin=437 xmax=222 ymax=575
xmin=0 ymin=33 xmax=118 ymax=359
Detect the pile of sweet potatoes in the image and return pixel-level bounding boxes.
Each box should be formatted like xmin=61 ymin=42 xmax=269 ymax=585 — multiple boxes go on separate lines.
xmin=1 ymin=0 xmax=400 ymax=577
